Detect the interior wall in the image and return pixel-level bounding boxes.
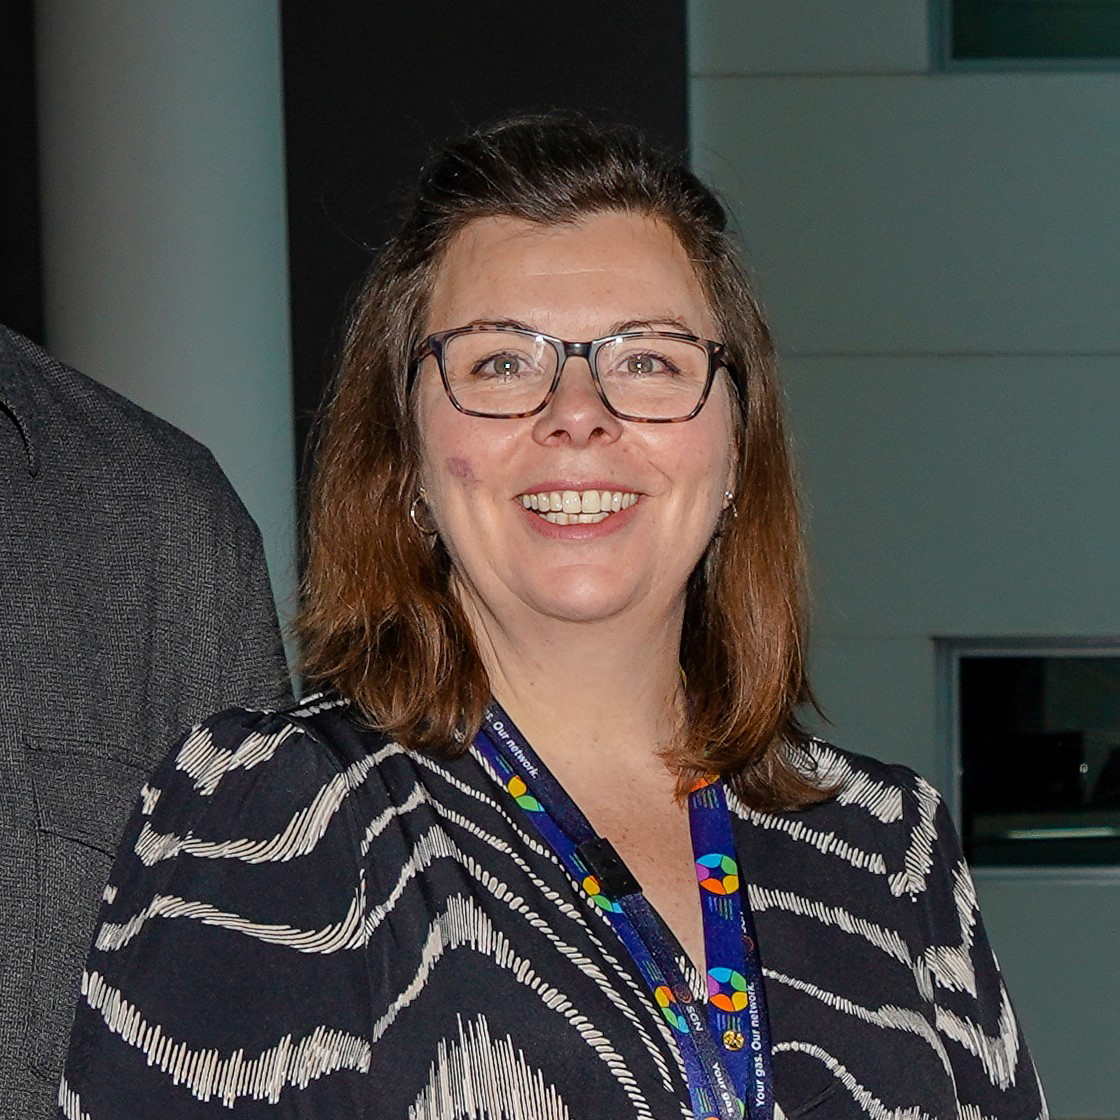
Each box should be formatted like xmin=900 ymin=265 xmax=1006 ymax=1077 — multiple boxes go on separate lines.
xmin=34 ymin=0 xmax=297 ymax=632
xmin=689 ymin=3 xmax=1120 ymax=1115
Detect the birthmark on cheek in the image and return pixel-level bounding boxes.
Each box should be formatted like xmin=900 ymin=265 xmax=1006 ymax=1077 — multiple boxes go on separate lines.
xmin=447 ymin=456 xmax=478 ymax=482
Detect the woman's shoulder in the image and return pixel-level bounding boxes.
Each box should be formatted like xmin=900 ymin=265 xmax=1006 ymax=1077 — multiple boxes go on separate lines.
xmin=733 ymin=737 xmax=959 ymax=901
xmin=139 ymin=693 xmax=401 ymax=843
xmin=801 ymin=736 xmax=943 ymax=823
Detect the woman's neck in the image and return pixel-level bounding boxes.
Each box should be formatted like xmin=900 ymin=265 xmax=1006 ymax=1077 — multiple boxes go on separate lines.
xmin=462 ymin=595 xmax=686 ymax=779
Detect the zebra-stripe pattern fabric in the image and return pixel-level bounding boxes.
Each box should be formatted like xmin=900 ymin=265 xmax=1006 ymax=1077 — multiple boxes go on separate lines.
xmin=59 ymin=698 xmax=1047 ymax=1119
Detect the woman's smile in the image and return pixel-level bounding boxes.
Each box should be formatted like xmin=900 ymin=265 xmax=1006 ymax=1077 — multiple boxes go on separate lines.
xmin=517 ymin=486 xmax=640 ymax=524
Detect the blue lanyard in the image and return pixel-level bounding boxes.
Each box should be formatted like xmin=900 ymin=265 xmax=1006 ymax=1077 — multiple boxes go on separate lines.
xmin=474 ymin=702 xmax=775 ymax=1120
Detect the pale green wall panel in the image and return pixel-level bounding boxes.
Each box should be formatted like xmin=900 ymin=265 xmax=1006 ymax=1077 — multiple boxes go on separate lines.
xmin=692 ymin=74 xmax=1120 ymax=354
xmin=784 ymin=355 xmax=1120 ymax=639
xmin=689 ymin=1 xmax=930 ymax=76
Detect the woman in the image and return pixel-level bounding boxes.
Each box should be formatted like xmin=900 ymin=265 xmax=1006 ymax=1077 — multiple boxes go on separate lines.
xmin=60 ymin=117 xmax=1045 ymax=1119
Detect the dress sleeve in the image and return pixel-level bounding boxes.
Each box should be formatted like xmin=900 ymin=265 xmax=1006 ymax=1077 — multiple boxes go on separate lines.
xmin=901 ymin=773 xmax=1048 ymax=1119
xmin=58 ymin=708 xmax=373 ymax=1118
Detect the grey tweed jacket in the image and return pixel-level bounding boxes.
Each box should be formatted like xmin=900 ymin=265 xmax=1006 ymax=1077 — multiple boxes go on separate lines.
xmin=0 ymin=325 xmax=292 ymax=1119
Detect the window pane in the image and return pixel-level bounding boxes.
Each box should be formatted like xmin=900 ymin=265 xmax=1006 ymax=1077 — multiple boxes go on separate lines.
xmin=960 ymin=653 xmax=1120 ymax=866
xmin=952 ymin=0 xmax=1120 ymax=60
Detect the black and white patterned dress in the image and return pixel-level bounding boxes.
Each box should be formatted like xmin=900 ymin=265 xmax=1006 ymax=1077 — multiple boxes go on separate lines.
xmin=59 ymin=696 xmax=1046 ymax=1119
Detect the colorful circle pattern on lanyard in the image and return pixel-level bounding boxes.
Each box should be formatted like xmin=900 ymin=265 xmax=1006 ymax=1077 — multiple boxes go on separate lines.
xmin=696 ymin=852 xmax=740 ymax=895
xmin=707 ymin=967 xmax=750 ymax=1012
xmin=654 ymin=985 xmax=690 ymax=1032
xmin=506 ymin=774 xmax=543 ymax=812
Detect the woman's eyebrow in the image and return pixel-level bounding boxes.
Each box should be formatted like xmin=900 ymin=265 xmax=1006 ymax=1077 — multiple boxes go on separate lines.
xmin=607 ymin=317 xmax=693 ymax=335
xmin=454 ymin=317 xmax=696 ymax=336
xmin=458 ymin=317 xmax=533 ymax=331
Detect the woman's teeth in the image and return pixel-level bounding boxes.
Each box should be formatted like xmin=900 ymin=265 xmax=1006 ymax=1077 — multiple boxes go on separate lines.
xmin=519 ymin=488 xmax=638 ymax=525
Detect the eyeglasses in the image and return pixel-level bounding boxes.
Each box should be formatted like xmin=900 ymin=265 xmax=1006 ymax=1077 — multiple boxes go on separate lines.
xmin=413 ymin=325 xmax=727 ymax=422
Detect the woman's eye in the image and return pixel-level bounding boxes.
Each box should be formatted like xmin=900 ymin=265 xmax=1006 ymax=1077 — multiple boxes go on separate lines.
xmin=619 ymin=351 xmax=676 ymax=377
xmin=626 ymin=354 xmax=657 ymax=375
xmin=474 ymin=353 xmax=524 ymax=378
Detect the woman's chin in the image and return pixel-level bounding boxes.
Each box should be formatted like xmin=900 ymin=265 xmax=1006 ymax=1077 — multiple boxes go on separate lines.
xmin=513 ymin=571 xmax=653 ymax=626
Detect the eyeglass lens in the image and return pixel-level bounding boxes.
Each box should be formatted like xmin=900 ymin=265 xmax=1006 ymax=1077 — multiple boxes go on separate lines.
xmin=440 ymin=330 xmax=711 ymax=420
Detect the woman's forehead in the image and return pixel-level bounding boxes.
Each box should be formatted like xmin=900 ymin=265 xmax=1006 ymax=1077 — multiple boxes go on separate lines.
xmin=425 ymin=212 xmax=717 ymax=338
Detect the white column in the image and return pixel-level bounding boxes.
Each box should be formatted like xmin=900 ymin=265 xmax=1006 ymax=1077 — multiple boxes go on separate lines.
xmin=35 ymin=0 xmax=298 ymax=631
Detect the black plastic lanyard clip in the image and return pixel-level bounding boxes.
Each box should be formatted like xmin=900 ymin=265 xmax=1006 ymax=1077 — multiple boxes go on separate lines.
xmin=577 ymin=837 xmax=641 ymax=900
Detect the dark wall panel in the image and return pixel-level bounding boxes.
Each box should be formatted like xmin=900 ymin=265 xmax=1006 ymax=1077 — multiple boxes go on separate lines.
xmin=281 ymin=0 xmax=688 ymax=485
xmin=0 ymin=0 xmax=44 ymax=343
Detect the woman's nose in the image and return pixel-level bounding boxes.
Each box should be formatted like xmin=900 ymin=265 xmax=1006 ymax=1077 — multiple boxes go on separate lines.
xmin=531 ymin=357 xmax=623 ymax=447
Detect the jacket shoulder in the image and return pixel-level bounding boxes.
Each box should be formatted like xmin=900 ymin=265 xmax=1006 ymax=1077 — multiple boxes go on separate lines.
xmin=4 ymin=326 xmax=247 ymax=522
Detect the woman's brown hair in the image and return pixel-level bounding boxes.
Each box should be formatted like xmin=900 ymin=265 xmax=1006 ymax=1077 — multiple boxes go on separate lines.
xmin=298 ymin=114 xmax=830 ymax=811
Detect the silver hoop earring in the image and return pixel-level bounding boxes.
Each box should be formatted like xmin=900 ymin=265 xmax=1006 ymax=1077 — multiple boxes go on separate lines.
xmin=409 ymin=487 xmax=439 ymax=536
xmin=722 ymin=489 xmax=738 ymax=518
